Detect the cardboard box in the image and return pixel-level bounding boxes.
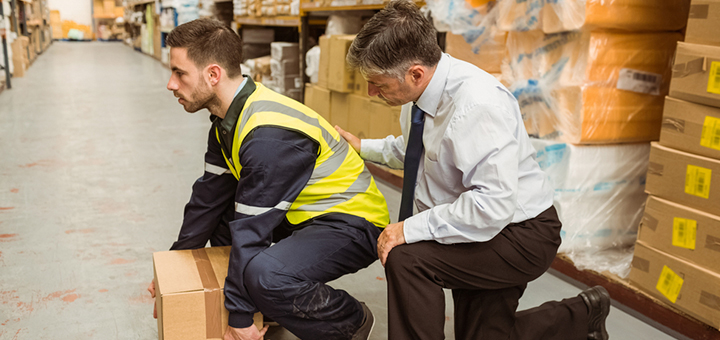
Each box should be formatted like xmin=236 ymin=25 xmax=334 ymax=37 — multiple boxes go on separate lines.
xmin=646 ymin=142 xmax=720 ymax=216
xmin=686 ymin=0 xmax=720 ymax=47
xmin=638 ymin=195 xmax=720 ymax=273
xmin=318 ymin=35 xmax=330 ymax=88
xmin=327 ymin=35 xmax=355 ymax=93
xmin=369 ymin=101 xmax=392 ymax=139
xmin=352 ymin=69 xmax=368 ymax=97
xmin=310 ymin=85 xmax=331 ymax=123
xmin=670 ymin=42 xmax=720 ymax=109
xmin=153 ymin=247 xmax=263 ymax=340
xmin=660 ymin=96 xmax=720 ymax=160
xmin=242 ymin=28 xmax=274 ymax=44
xmin=271 ymin=59 xmax=300 ymax=77
xmin=348 ymin=94 xmax=371 ymax=139
xmin=330 ymin=91 xmax=349 ymax=128
xmin=270 ymin=42 xmax=299 ymax=61
xmin=629 ymin=241 xmax=720 ymax=329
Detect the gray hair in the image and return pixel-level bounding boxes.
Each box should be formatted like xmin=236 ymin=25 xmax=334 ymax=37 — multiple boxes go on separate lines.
xmin=346 ymin=0 xmax=442 ymax=80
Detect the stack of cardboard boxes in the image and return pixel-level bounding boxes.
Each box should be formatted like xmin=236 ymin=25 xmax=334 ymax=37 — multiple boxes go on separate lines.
xmin=629 ymin=0 xmax=720 ymax=330
xmin=304 ymin=34 xmax=401 ymax=140
xmin=268 ymin=42 xmax=302 ymax=101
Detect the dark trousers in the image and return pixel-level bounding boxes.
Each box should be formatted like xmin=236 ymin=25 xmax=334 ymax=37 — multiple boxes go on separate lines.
xmin=212 ymin=213 xmax=381 ymax=340
xmin=386 ymin=206 xmax=589 ymax=340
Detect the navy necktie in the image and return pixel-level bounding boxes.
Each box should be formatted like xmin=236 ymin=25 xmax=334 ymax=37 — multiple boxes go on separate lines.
xmin=399 ymin=104 xmax=425 ymax=222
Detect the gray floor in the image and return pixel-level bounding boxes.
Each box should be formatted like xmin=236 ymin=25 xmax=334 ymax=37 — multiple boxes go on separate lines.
xmin=0 ymin=42 xmax=686 ymax=339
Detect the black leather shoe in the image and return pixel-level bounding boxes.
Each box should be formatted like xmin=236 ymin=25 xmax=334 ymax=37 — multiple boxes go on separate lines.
xmin=351 ymin=302 xmax=374 ymax=340
xmin=579 ymin=285 xmax=611 ymax=340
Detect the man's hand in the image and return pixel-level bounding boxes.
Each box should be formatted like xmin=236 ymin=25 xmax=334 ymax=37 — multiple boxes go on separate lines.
xmin=377 ymin=221 xmax=406 ymax=266
xmin=223 ymin=324 xmax=269 ymax=340
xmin=334 ymin=125 xmax=361 ymax=153
xmin=147 ymin=280 xmax=157 ymax=319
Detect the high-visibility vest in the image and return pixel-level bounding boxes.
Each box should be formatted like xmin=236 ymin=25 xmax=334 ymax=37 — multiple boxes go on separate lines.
xmin=217 ymin=83 xmax=389 ymax=228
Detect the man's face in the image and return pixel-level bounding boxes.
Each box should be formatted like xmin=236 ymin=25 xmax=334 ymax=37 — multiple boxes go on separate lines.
xmin=167 ymin=47 xmax=215 ymax=113
xmin=365 ymin=73 xmax=415 ymax=107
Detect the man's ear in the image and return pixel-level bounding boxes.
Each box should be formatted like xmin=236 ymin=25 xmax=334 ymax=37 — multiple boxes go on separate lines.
xmin=408 ymin=65 xmax=425 ymax=85
xmin=207 ymin=64 xmax=222 ymax=86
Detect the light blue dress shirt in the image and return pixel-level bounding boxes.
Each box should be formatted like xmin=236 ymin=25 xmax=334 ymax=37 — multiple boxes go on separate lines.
xmin=360 ymin=53 xmax=555 ymax=244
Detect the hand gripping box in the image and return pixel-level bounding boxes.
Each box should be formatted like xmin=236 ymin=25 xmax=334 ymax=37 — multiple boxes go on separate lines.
xmin=153 ymin=247 xmax=263 ymax=340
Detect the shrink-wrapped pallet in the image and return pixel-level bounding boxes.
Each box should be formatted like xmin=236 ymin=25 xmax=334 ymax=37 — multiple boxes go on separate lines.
xmin=497 ymin=0 xmax=690 ymax=33
xmin=531 ymin=139 xmax=650 ymax=254
xmin=505 ymin=30 xmax=682 ymax=143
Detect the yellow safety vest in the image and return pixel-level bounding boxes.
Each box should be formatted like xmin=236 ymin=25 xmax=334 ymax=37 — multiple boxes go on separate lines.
xmin=217 ymin=83 xmax=389 ymax=228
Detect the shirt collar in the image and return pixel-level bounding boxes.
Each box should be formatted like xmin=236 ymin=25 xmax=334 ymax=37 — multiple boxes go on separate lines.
xmin=415 ymin=53 xmax=450 ymax=117
xmin=213 ymin=76 xmax=255 ymax=132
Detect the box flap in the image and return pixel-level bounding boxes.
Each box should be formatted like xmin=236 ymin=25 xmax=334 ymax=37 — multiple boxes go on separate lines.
xmin=154 ymin=247 xmax=232 ymax=296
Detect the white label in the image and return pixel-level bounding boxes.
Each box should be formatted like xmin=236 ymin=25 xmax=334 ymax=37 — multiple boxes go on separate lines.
xmin=616 ymin=68 xmax=662 ymax=95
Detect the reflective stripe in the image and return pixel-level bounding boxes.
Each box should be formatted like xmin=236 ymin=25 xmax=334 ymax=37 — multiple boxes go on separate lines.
xmin=297 ymin=167 xmax=373 ymax=212
xmin=205 ymin=162 xmax=232 ymax=175
xmin=243 ymin=101 xmax=338 ymax=147
xmin=235 ymin=201 xmax=293 ymax=216
xmin=307 ymin=141 xmax=350 ymax=185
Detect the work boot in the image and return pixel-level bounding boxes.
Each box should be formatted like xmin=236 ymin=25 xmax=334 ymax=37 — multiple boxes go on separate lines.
xmin=351 ymin=302 xmax=374 ymax=340
xmin=579 ymin=285 xmax=611 ymax=340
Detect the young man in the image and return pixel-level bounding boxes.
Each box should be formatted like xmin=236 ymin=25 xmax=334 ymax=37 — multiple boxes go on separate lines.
xmin=335 ymin=1 xmax=611 ymax=339
xmin=147 ymin=19 xmax=389 ymax=340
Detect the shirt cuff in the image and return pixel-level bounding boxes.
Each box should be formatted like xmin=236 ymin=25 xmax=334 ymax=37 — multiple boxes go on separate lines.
xmin=402 ymin=210 xmax=434 ymax=244
xmin=359 ymin=138 xmax=387 ymax=164
xmin=228 ymin=312 xmax=255 ymax=329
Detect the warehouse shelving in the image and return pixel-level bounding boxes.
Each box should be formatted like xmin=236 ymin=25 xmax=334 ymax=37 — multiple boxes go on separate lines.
xmin=1 ymin=0 xmax=11 ymax=90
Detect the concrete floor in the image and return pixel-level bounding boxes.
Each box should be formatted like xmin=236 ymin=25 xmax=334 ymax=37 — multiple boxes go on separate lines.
xmin=0 ymin=42 xmax=688 ymax=339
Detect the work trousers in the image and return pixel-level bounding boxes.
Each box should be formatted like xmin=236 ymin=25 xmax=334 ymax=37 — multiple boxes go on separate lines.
xmin=386 ymin=206 xmax=589 ymax=339
xmin=211 ymin=213 xmax=382 ymax=340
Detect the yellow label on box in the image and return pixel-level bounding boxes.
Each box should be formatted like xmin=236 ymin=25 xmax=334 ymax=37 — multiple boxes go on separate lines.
xmin=672 ymin=217 xmax=697 ymax=250
xmin=709 ymin=61 xmax=720 ymax=95
xmin=656 ymin=265 xmax=684 ymax=303
xmin=701 ymin=116 xmax=720 ymax=151
xmin=685 ymin=165 xmax=712 ymax=199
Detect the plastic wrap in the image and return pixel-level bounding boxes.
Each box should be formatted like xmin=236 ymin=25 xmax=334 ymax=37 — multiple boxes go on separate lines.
xmin=427 ymin=0 xmax=508 ymax=74
xmin=305 ymin=45 xmax=320 ymax=84
xmin=497 ymin=0 xmax=690 ymax=33
xmin=325 ymin=14 xmax=364 ymax=36
xmin=504 ymin=30 xmax=681 ymax=144
xmin=531 ymin=139 xmax=649 ymax=276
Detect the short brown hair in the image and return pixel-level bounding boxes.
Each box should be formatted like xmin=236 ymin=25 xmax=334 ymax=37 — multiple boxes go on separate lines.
xmin=166 ymin=19 xmax=244 ymax=78
xmin=347 ymin=0 xmax=442 ymax=80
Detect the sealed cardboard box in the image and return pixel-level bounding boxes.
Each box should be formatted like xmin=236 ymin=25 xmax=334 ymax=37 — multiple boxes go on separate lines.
xmin=271 ymin=59 xmax=300 ymax=77
xmin=629 ymin=241 xmax=720 ymax=329
xmin=327 ymin=35 xmax=356 ymax=93
xmin=352 ymin=69 xmax=368 ymax=97
xmin=153 ymin=247 xmax=263 ymax=340
xmin=270 ymin=42 xmax=299 ymax=61
xmin=685 ymin=0 xmax=720 ymax=47
xmin=638 ymin=195 xmax=720 ymax=272
xmin=305 ymin=84 xmax=331 ymax=123
xmin=670 ymin=42 xmax=720 ymax=109
xmin=660 ymin=96 xmax=720 ymax=160
xmin=645 ymin=142 xmax=720 ymax=216
xmin=330 ymin=91 xmax=349 ymax=129
xmin=347 ymin=94 xmax=371 ymax=139
xmin=318 ymin=36 xmax=330 ymax=89
xmin=369 ymin=101 xmax=402 ymax=139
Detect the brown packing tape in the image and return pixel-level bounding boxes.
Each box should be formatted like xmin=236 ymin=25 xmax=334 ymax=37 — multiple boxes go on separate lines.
xmin=661 ymin=118 xmax=685 ymax=133
xmin=647 ymin=162 xmax=664 ymax=177
xmin=641 ymin=214 xmax=659 ymax=232
xmin=631 ymin=256 xmax=650 ymax=273
xmin=700 ymin=291 xmax=720 ymax=312
xmin=706 ymin=235 xmax=720 ymax=252
xmin=689 ymin=4 xmax=710 ymax=19
xmin=192 ymin=248 xmax=223 ymax=339
xmin=672 ymin=57 xmax=706 ymax=78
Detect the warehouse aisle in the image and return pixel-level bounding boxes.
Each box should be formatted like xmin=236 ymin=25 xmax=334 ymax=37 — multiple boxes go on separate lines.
xmin=0 ymin=42 xmax=685 ymax=340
